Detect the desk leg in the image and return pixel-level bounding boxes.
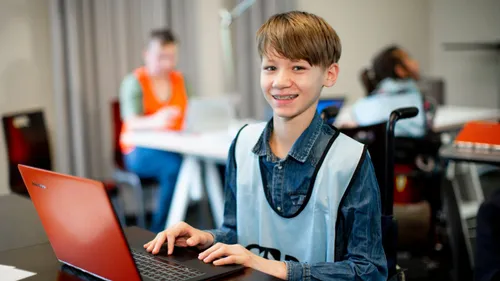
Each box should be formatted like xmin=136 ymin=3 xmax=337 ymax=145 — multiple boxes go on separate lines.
xmin=189 ymin=170 xmax=204 ymax=202
xmin=165 ymin=156 xmax=201 ymax=228
xmin=204 ymin=161 xmax=224 ymax=228
xmin=446 ymin=161 xmax=481 ymax=267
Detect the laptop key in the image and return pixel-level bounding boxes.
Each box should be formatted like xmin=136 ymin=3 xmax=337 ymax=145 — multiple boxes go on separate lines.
xmin=131 ymin=249 xmax=205 ymax=281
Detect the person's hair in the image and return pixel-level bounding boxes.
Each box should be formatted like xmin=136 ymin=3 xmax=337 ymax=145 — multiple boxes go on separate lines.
xmin=150 ymin=28 xmax=177 ymax=45
xmin=256 ymin=11 xmax=341 ymax=68
xmin=372 ymin=45 xmax=405 ymax=84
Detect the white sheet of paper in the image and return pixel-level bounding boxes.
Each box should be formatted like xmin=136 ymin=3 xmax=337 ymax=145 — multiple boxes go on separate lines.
xmin=0 ymin=265 xmax=36 ymax=281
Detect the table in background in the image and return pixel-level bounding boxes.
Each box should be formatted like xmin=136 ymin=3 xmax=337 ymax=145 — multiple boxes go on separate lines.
xmin=0 ymin=194 xmax=48 ymax=252
xmin=121 ymin=128 xmax=237 ymax=229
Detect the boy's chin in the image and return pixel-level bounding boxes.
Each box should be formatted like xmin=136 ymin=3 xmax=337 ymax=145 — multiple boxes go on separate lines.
xmin=272 ymin=104 xmax=317 ymax=121
xmin=273 ymin=109 xmax=300 ymax=120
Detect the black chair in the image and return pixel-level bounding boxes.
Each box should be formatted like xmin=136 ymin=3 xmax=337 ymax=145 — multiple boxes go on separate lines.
xmin=338 ymin=108 xmax=420 ymax=279
xmin=2 ymin=110 xmax=125 ymax=224
xmin=384 ymin=107 xmax=421 ymax=278
xmin=339 ymin=122 xmax=442 ymax=254
xmin=340 ymin=122 xmax=387 ymax=191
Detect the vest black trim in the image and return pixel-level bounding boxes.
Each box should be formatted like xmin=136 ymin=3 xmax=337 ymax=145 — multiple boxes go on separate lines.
xmin=261 ymin=129 xmax=341 ymax=219
xmin=233 ymin=124 xmax=249 ymax=171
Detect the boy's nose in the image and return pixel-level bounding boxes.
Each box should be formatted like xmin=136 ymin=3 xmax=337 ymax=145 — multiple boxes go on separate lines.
xmin=272 ymin=71 xmax=292 ymax=88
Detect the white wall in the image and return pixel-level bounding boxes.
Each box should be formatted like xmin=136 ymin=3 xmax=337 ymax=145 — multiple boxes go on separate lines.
xmin=0 ymin=0 xmax=54 ymax=195
xmin=429 ymin=0 xmax=500 ymax=108
xmin=298 ymin=0 xmax=431 ymax=104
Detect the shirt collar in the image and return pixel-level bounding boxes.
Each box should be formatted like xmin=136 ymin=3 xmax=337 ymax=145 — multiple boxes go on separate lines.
xmin=251 ymin=112 xmax=324 ymax=163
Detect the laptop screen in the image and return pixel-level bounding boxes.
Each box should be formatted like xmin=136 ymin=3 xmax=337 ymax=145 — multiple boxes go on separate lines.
xmin=317 ymin=98 xmax=345 ymax=123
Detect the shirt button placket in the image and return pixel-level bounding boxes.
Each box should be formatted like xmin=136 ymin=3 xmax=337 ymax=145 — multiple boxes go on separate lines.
xmin=277 ymin=162 xmax=284 ymax=213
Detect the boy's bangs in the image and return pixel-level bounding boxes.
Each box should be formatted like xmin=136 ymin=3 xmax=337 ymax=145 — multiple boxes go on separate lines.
xmin=257 ymin=24 xmax=324 ymax=67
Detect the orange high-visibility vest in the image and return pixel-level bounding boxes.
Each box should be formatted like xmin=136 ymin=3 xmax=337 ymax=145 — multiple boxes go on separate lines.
xmin=120 ymin=67 xmax=188 ymax=154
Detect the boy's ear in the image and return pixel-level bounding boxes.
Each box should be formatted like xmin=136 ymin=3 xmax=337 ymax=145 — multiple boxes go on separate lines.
xmin=324 ymin=63 xmax=339 ymax=88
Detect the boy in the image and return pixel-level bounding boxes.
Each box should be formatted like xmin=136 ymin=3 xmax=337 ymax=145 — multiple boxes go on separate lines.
xmin=120 ymin=28 xmax=188 ymax=233
xmin=339 ymin=45 xmax=426 ymax=138
xmin=144 ymin=11 xmax=387 ymax=280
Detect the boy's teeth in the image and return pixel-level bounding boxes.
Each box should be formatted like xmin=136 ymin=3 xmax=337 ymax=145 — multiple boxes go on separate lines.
xmin=274 ymin=95 xmax=297 ymax=100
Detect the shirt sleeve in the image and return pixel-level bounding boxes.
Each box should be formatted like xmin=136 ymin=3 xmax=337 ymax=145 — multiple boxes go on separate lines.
xmin=205 ymin=137 xmax=238 ymax=245
xmin=286 ymin=154 xmax=388 ymax=281
xmin=119 ymin=74 xmax=143 ymax=120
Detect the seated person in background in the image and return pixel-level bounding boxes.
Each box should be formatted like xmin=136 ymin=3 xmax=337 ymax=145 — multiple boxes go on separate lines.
xmin=119 ymin=28 xmax=188 ymax=233
xmin=144 ymin=11 xmax=387 ymax=281
xmin=339 ymin=45 xmax=426 ymax=137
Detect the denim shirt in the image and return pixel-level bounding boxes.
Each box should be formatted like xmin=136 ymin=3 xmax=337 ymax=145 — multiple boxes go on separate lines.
xmin=208 ymin=113 xmax=387 ymax=281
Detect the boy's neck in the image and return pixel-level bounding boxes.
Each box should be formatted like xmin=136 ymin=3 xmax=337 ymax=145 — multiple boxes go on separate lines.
xmin=270 ymin=106 xmax=317 ymax=159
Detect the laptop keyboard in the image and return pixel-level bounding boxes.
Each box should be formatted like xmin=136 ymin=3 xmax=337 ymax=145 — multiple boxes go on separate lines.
xmin=131 ymin=249 xmax=205 ymax=281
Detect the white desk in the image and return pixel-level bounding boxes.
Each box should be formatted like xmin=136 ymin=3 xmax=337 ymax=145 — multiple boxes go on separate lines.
xmin=121 ymin=125 xmax=248 ymax=229
xmin=336 ymin=104 xmax=500 ymax=132
xmin=432 ymin=105 xmax=500 ymax=132
xmin=122 ymin=131 xmax=231 ymax=162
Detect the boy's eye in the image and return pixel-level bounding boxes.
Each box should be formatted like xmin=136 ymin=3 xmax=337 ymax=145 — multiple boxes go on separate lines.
xmin=263 ymin=66 xmax=276 ymax=71
xmin=293 ymin=66 xmax=306 ymax=71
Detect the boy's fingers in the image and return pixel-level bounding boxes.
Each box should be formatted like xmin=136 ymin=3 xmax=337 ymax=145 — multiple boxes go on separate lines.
xmin=151 ymin=233 xmax=167 ymax=254
xmin=146 ymin=238 xmax=157 ymax=252
xmin=203 ymin=247 xmax=226 ymax=263
xmin=213 ymin=256 xmax=238 ymax=266
xmin=166 ymin=233 xmax=176 ymax=255
xmin=199 ymin=243 xmax=222 ymax=260
xmin=175 ymin=238 xmax=188 ymax=247
xmin=186 ymin=235 xmax=200 ymax=246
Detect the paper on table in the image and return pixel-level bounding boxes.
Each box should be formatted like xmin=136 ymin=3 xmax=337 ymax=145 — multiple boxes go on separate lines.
xmin=0 ymin=264 xmax=36 ymax=281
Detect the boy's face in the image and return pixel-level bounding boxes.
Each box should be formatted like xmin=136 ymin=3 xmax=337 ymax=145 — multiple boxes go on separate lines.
xmin=144 ymin=40 xmax=178 ymax=76
xmin=260 ymin=52 xmax=338 ymax=120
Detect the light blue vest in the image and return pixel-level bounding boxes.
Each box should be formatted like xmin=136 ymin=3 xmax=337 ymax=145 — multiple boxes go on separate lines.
xmin=235 ymin=123 xmax=365 ymax=263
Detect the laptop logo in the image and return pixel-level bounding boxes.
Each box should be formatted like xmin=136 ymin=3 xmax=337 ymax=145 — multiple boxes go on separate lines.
xmin=32 ymin=182 xmax=47 ymax=189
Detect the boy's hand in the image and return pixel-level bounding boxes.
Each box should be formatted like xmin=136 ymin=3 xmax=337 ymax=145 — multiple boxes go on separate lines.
xmin=144 ymin=222 xmax=214 ymax=255
xmin=198 ymin=243 xmax=259 ymax=268
xmin=198 ymin=243 xmax=288 ymax=279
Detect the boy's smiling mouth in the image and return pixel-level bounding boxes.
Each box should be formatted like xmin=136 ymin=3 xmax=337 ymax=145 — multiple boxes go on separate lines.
xmin=272 ymin=94 xmax=298 ymax=100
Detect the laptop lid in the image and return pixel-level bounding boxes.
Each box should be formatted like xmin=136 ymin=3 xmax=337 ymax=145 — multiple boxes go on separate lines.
xmin=18 ymin=165 xmax=141 ymax=281
xmin=184 ymin=96 xmax=236 ymax=133
xmin=18 ymin=165 xmax=244 ymax=281
xmin=454 ymin=121 xmax=500 ymax=150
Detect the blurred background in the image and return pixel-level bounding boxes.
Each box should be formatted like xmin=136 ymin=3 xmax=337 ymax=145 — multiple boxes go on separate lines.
xmin=1 ymin=1 xmax=499 ymax=281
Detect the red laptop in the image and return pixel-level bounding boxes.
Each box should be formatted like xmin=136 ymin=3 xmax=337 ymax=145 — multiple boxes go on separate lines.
xmin=18 ymin=165 xmax=243 ymax=281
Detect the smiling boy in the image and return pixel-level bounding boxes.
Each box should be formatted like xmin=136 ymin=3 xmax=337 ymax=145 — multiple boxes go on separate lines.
xmin=144 ymin=11 xmax=387 ymax=281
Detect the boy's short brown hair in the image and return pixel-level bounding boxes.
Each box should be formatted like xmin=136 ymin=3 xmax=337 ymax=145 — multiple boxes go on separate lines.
xmin=256 ymin=11 xmax=341 ymax=68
